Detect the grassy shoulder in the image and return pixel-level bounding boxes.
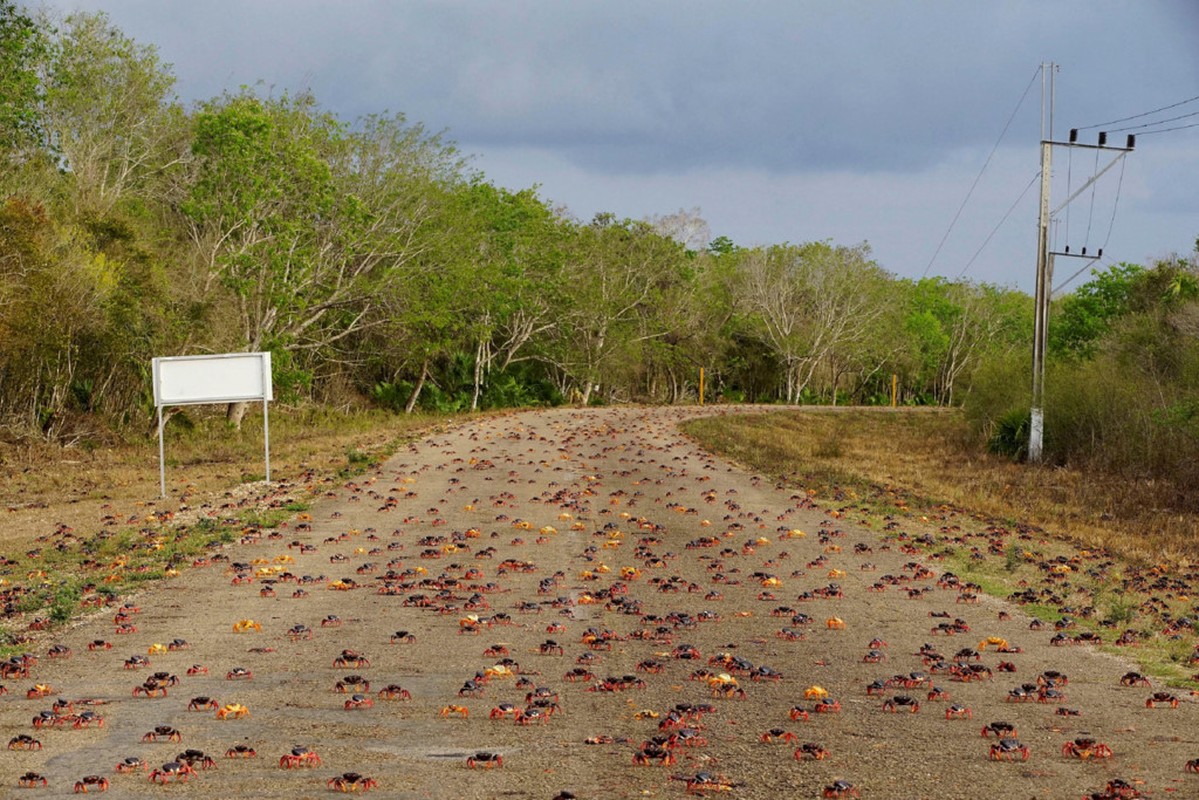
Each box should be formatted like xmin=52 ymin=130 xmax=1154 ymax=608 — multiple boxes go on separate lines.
xmin=683 ymin=408 xmax=1199 ymax=688
xmin=0 ymin=406 xmax=467 ymax=654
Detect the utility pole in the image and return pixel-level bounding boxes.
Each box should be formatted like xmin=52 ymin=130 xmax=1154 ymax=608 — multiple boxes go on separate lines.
xmin=1028 ymin=63 xmax=1135 ymax=462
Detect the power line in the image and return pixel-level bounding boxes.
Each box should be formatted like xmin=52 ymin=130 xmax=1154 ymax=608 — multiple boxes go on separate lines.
xmin=1052 ymin=253 xmax=1114 ymax=297
xmin=1049 ymin=157 xmax=1127 ymax=297
xmin=1076 ymin=92 xmax=1199 ymax=130
xmin=922 ymin=67 xmax=1040 ymax=278
xmin=955 ymin=171 xmax=1040 ymax=280
xmin=1100 ymin=156 xmax=1126 ymax=253
xmin=1106 ymin=107 xmax=1199 ymax=133
xmin=1083 ymin=147 xmax=1099 ymax=247
xmin=1138 ymin=120 xmax=1199 ymax=136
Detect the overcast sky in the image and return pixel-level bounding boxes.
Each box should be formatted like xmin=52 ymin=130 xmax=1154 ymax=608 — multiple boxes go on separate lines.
xmin=33 ymin=0 xmax=1199 ymax=292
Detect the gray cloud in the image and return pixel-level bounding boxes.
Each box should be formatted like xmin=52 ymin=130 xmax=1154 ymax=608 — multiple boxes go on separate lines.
xmin=28 ymin=0 xmax=1199 ymax=288
xmin=40 ymin=1 xmax=1199 ymax=174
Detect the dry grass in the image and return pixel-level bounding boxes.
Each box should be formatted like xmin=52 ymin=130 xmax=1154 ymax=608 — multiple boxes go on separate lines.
xmin=0 ymin=405 xmax=463 ymax=547
xmin=0 ymin=405 xmax=470 ymax=652
xmin=684 ymin=407 xmax=1199 ymax=686
xmin=683 ymin=407 xmax=1199 ymax=565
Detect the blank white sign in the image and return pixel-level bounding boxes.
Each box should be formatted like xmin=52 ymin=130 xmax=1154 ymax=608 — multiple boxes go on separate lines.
xmin=153 ymin=352 xmax=273 ymax=406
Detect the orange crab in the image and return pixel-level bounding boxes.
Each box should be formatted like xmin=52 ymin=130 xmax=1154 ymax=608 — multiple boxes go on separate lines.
xmin=215 ymin=703 xmax=249 ymax=720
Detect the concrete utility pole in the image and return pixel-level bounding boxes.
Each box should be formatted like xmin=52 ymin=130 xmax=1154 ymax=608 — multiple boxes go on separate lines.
xmin=1028 ymin=63 xmax=1135 ymax=463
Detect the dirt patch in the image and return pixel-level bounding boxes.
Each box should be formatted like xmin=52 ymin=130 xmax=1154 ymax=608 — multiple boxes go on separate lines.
xmin=0 ymin=407 xmax=1194 ymax=798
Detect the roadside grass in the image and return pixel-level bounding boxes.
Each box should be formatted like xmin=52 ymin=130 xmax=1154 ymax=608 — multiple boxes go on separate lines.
xmin=0 ymin=406 xmax=463 ymax=653
xmin=684 ymin=408 xmax=1199 ymax=563
xmin=0 ymin=406 xmax=453 ymax=516
xmin=683 ymin=408 xmax=1199 ymax=688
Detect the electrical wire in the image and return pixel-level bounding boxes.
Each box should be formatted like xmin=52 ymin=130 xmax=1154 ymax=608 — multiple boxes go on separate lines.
xmin=1138 ymin=120 xmax=1199 ymax=136
xmin=954 ymin=171 xmax=1040 ymax=280
xmin=1064 ymin=142 xmax=1073 ymax=245
xmin=1099 ymin=156 xmax=1126 ymax=254
xmin=922 ymin=67 xmax=1040 ymax=278
xmin=1105 ymin=108 xmax=1199 ymax=133
xmin=1053 ymin=253 xmax=1115 ymax=297
xmin=1075 ymin=92 xmax=1199 ymax=130
xmin=1083 ymin=147 xmax=1099 ymax=247
xmin=1051 ymin=156 xmax=1127 ymax=297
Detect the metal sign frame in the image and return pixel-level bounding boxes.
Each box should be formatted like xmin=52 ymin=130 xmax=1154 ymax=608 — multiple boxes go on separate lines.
xmin=152 ymin=352 xmax=273 ymax=498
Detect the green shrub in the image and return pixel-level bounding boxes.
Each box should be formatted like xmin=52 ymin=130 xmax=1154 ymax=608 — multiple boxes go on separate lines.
xmin=988 ymin=409 xmax=1031 ymax=461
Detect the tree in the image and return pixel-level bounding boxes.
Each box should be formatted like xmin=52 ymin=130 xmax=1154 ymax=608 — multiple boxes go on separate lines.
xmin=545 ymin=216 xmax=685 ymax=404
xmin=0 ymin=0 xmax=48 ymax=160
xmin=738 ymin=241 xmax=889 ymax=403
xmin=1050 ymin=263 xmax=1144 ymax=359
xmin=0 ymin=197 xmax=120 ymax=436
xmin=181 ymin=91 xmax=367 ymax=424
xmin=42 ymin=11 xmax=184 ymax=216
xmin=647 ymin=206 xmax=710 ymax=253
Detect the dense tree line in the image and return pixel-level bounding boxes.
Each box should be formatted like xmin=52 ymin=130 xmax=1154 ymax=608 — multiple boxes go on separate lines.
xmin=1 ymin=4 xmax=1196 ymax=493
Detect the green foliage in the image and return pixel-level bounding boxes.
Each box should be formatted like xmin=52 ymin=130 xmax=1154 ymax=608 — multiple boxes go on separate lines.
xmin=0 ymin=7 xmax=1196 ymax=510
xmin=49 ymin=581 xmax=82 ymax=623
xmin=987 ymin=409 xmax=1031 ymax=461
xmin=479 ymin=365 xmax=563 ymax=410
xmin=371 ymin=381 xmax=411 ymax=413
xmin=0 ymin=0 xmax=48 ymax=156
xmin=1050 ymin=263 xmax=1144 ymax=359
xmin=1003 ymin=542 xmax=1021 ymax=573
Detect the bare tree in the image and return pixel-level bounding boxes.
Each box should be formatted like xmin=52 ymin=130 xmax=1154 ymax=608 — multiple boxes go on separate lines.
xmin=739 ymin=241 xmax=888 ymax=403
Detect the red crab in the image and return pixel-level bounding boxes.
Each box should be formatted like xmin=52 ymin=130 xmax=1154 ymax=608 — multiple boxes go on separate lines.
xmin=883 ymin=695 xmax=920 ymax=713
xmin=188 ymin=697 xmax=218 ymax=712
xmin=327 ymin=772 xmax=377 ymax=792
xmin=489 ymin=703 xmax=519 ymax=720
xmin=467 ymin=752 xmax=504 ymax=769
xmin=822 ymin=781 xmax=860 ymax=798
xmin=148 ymin=761 xmax=195 ymax=784
xmin=760 ymin=728 xmax=798 ymax=744
xmin=945 ymin=704 xmax=972 ymax=719
xmin=989 ymin=737 xmax=1030 ymax=761
xmin=1119 ymin=671 xmax=1150 ymax=687
xmin=142 ymin=726 xmax=182 ymax=743
xmin=1061 ymin=737 xmax=1112 ymax=760
xmin=175 ymin=749 xmax=217 ymax=770
xmin=279 ymin=746 xmax=321 ymax=768
xmin=378 ymin=684 xmax=411 ymax=701
xmin=1146 ymin=691 xmax=1179 ymax=709
xmin=335 ymin=675 xmax=370 ymax=693
xmin=344 ymin=693 xmax=374 ymax=710
xmin=132 ymin=680 xmax=168 ymax=698
xmin=334 ymin=650 xmax=371 ymax=669
xmin=634 ymin=745 xmax=675 ymax=766
xmin=794 ymin=742 xmax=830 ymax=760
xmin=671 ymin=772 xmax=739 ymax=795
xmin=19 ymin=772 xmax=48 ymax=787
xmin=9 ymin=734 xmax=42 ymax=750
xmin=981 ymin=721 xmax=1016 ymax=738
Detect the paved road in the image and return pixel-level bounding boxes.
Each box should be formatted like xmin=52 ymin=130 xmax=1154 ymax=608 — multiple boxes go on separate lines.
xmin=2 ymin=407 xmax=1193 ymax=798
